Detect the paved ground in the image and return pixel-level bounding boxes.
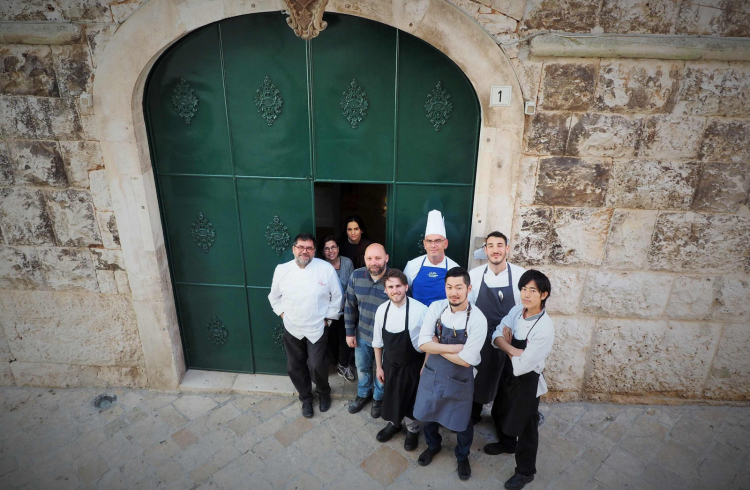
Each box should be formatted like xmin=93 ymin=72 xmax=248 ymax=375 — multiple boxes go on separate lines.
xmin=0 ymin=386 xmax=748 ymax=490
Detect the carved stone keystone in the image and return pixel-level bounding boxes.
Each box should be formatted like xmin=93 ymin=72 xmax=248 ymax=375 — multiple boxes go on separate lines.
xmin=282 ymin=0 xmax=330 ymax=40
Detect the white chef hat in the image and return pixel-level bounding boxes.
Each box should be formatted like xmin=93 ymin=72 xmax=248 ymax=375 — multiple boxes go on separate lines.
xmin=425 ymin=209 xmax=447 ymax=238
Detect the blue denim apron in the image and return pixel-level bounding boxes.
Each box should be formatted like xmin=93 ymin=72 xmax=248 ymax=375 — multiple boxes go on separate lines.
xmin=411 ymin=257 xmax=448 ymax=306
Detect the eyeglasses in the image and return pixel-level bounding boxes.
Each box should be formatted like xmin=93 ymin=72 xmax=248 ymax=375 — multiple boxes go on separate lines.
xmin=294 ymin=245 xmax=315 ymax=252
xmin=323 ymin=246 xmax=338 ymax=252
xmin=424 ymin=239 xmax=444 ymax=246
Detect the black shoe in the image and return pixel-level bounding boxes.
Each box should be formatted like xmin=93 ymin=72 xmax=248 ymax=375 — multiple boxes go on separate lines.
xmin=348 ymin=395 xmax=371 ymax=414
xmin=505 ymin=473 xmax=534 ymax=490
xmin=301 ymin=401 xmax=313 ymax=418
xmin=417 ymin=446 xmax=441 ymax=466
xmin=371 ymin=399 xmax=382 ymax=419
xmin=404 ymin=430 xmax=419 ymax=451
xmin=484 ymin=442 xmax=517 ymax=455
xmin=319 ymin=395 xmax=331 ymax=413
xmin=458 ymin=460 xmax=471 ymax=481
xmin=376 ymin=422 xmax=401 ymax=442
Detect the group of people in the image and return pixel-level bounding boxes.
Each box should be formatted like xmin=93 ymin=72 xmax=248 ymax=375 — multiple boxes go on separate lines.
xmin=268 ymin=210 xmax=555 ymax=489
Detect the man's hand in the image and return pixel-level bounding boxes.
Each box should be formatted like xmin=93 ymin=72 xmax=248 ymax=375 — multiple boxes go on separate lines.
xmin=346 ymin=335 xmax=357 ymax=348
xmin=376 ymin=367 xmax=385 ymax=383
xmin=503 ymin=326 xmax=512 ymax=344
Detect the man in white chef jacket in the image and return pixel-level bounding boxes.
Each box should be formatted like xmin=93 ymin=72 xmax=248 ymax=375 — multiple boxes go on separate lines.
xmin=268 ymin=232 xmax=343 ymax=418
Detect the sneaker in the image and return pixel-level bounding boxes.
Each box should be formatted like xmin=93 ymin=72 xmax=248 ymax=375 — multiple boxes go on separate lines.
xmin=457 ymin=460 xmax=471 ymax=481
xmin=371 ymin=399 xmax=382 ymax=419
xmin=376 ymin=422 xmax=401 ymax=442
xmin=348 ymin=395 xmax=371 ymax=414
xmin=505 ymin=473 xmax=534 ymax=489
xmin=404 ymin=430 xmax=419 ymax=451
xmin=343 ymin=366 xmax=356 ymax=382
xmin=336 ymin=363 xmax=347 ymax=378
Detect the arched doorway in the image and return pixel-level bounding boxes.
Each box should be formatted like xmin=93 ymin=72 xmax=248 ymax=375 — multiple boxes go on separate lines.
xmin=143 ymin=12 xmax=480 ymax=374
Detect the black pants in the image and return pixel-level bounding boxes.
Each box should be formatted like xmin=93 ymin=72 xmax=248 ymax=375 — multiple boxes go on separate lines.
xmin=326 ymin=318 xmax=354 ymax=368
xmin=471 ymin=401 xmax=483 ymax=420
xmin=496 ymin=397 xmax=540 ymax=476
xmin=284 ymin=329 xmax=331 ymax=403
xmin=423 ymin=421 xmax=474 ymax=462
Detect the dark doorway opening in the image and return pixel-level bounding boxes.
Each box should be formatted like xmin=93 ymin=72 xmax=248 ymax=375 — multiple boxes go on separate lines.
xmin=314 ymin=183 xmax=388 ymax=249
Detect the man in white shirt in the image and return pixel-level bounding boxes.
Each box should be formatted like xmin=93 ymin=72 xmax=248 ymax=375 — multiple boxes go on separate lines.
xmin=268 ymin=233 xmax=343 ymax=419
xmin=403 ymin=210 xmax=460 ymax=306
xmin=491 ymin=270 xmax=554 ymax=490
xmin=372 ymin=269 xmax=428 ymax=451
xmin=413 ymin=267 xmax=488 ymax=481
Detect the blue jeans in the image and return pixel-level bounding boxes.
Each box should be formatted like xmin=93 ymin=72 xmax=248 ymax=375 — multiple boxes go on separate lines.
xmin=355 ymin=338 xmax=384 ymax=400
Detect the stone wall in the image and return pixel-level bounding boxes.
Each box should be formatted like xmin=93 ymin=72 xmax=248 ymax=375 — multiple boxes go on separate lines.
xmin=0 ymin=0 xmax=749 ymax=402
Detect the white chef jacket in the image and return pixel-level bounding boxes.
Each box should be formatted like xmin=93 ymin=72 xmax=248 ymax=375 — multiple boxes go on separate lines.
xmin=468 ymin=262 xmax=527 ymax=307
xmin=371 ymin=298 xmax=428 ymax=351
xmin=268 ymin=258 xmax=343 ymax=343
xmin=418 ymin=299 xmax=487 ymax=368
xmin=491 ymin=304 xmax=555 ymax=397
xmin=403 ymin=254 xmax=460 ymax=286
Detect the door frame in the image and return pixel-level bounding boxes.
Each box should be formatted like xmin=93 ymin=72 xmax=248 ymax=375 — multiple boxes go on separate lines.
xmin=93 ymin=0 xmax=525 ymax=389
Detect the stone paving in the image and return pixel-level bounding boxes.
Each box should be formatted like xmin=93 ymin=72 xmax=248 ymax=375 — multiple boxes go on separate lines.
xmin=0 ymin=386 xmax=748 ymax=490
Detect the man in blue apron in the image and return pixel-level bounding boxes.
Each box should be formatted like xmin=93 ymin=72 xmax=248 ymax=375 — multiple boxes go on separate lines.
xmin=403 ymin=210 xmax=459 ymax=306
xmin=413 ymin=267 xmax=488 ymax=481
xmin=491 ymin=270 xmax=554 ymax=490
xmin=467 ymin=232 xmax=526 ymax=431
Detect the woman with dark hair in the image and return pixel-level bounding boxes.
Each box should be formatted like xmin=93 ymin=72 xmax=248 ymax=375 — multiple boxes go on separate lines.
xmin=339 ymin=215 xmax=372 ymax=270
xmin=320 ymin=235 xmax=356 ymax=382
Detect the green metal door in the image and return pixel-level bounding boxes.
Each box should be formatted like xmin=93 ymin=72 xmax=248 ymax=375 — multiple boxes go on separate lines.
xmin=144 ymin=13 xmax=479 ymax=374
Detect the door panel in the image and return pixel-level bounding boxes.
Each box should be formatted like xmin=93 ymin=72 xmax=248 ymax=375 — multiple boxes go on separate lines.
xmin=158 ymin=175 xmax=244 ymax=285
xmin=177 ymin=284 xmax=254 ymax=372
xmin=146 ymin=25 xmax=232 ymax=176
xmin=247 ymin=289 xmax=287 ymax=375
xmin=311 ymin=15 xmax=396 ymax=182
xmin=391 ymin=184 xmax=474 ymax=269
xmin=222 ymin=14 xmax=312 ymax=178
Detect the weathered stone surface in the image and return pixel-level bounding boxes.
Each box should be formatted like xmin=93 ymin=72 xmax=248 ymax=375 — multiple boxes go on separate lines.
xmin=88 ymin=169 xmax=112 ymax=210
xmin=599 ymin=0 xmax=679 ymax=34
xmin=0 ymin=290 xmax=143 ymax=366
xmin=0 ymin=246 xmax=47 ymax=290
xmin=675 ymin=1 xmax=750 ymax=37
xmin=0 ymin=96 xmax=13 ymax=136
xmin=586 ymin=319 xmax=723 ymax=397
xmin=603 ymin=209 xmax=659 ymax=270
xmin=477 ymin=12 xmax=517 ymax=37
xmin=96 ymin=211 xmax=120 ymax=248
xmin=0 ymin=0 xmax=66 ymax=21
xmin=704 ymin=323 xmax=750 ymax=400
xmin=513 ymin=206 xmax=552 ymax=266
xmin=639 ymin=116 xmax=705 ymax=159
xmin=594 ymin=60 xmax=680 ymax=114
xmin=0 ymin=45 xmax=58 ymax=96
xmin=11 ymin=96 xmax=82 ymax=140
xmin=50 ymin=44 xmax=94 ymax=97
xmin=567 ymin=113 xmax=642 ymax=158
xmin=0 ymin=141 xmax=15 ymax=186
xmin=115 ymin=270 xmax=130 ymax=294
xmin=540 ymin=267 xmax=586 ymax=315
xmin=546 ymin=316 xmax=594 ymax=392
xmin=66 ymin=0 xmax=112 ymax=22
xmin=699 ymin=118 xmax=750 ymax=163
xmin=0 ymin=187 xmax=56 ymax=245
xmin=549 ymin=208 xmax=613 ymax=267
xmin=692 ymin=162 xmax=750 ymax=213
xmin=667 ymin=275 xmax=750 ymax=322
xmin=647 ymin=212 xmax=750 ymax=273
xmin=89 ymin=248 xmax=125 ymax=271
xmin=360 ymin=446 xmax=409 ymax=486
xmin=83 ymin=23 xmax=117 ymax=68
xmin=37 ymin=247 xmax=98 ymax=292
xmin=674 ymin=62 xmax=750 ymax=117
xmin=9 ymin=362 xmax=81 ymax=388
xmin=511 ymin=57 xmax=543 ymax=105
xmin=582 ymin=271 xmax=671 ymax=319
xmin=520 ymin=0 xmax=599 ymax=33
xmin=524 ymin=112 xmax=572 ymax=156
xmin=46 ymin=189 xmax=102 ymax=247
xmin=516 ymin=155 xmax=540 ymax=206
xmin=9 ymin=140 xmax=68 ymax=187
xmin=0 ymin=22 xmax=83 ymax=44
xmin=606 ymin=159 xmax=700 ymax=210
xmin=96 ymin=269 xmax=117 ymax=294
xmin=539 ymin=62 xmax=598 ymax=111
xmin=0 ymin=362 xmax=12 ymax=386
xmin=534 ymin=157 xmax=610 ymax=207
xmin=59 ymin=140 xmax=103 ymax=188
xmin=111 ymin=0 xmax=147 ymax=23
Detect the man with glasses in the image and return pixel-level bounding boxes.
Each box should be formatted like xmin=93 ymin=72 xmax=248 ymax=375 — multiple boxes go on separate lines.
xmin=268 ymin=233 xmax=343 ymax=418
xmin=403 ymin=210 xmax=460 ymax=306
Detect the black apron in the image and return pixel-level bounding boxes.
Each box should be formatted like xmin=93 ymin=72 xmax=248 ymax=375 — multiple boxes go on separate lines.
xmin=381 ymin=299 xmax=425 ymax=424
xmin=473 ymin=265 xmax=516 ymax=404
xmin=498 ymin=310 xmax=544 ymax=437
xmin=413 ymin=304 xmax=475 ymax=432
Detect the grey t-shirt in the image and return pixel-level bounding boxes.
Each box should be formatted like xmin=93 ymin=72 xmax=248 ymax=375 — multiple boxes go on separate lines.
xmin=333 ymin=255 xmax=354 ymax=311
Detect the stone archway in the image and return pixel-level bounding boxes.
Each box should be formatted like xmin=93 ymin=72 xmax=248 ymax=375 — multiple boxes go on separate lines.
xmin=93 ymin=0 xmax=524 ymax=389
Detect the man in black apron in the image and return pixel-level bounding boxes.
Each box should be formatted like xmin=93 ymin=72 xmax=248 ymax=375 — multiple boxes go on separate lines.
xmin=372 ymin=269 xmax=428 ymax=451
xmin=413 ymin=267 xmax=488 ymax=481
xmin=491 ymin=270 xmax=554 ymax=490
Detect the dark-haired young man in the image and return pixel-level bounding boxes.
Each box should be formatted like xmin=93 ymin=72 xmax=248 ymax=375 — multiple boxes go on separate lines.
xmin=268 ymin=233 xmax=343 ymax=419
xmin=492 ymin=270 xmax=554 ymax=490
xmin=468 ymin=231 xmax=526 ymax=427
xmin=413 ymin=267 xmax=488 ymax=481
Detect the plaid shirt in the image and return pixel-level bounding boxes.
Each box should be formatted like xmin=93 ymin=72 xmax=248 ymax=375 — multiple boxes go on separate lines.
xmin=344 ymin=267 xmax=389 ymax=343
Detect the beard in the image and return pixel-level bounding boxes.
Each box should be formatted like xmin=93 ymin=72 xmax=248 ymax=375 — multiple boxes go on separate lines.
xmin=448 ymin=297 xmax=465 ymax=307
xmin=368 ymin=264 xmax=385 ymax=276
xmin=488 ymin=252 xmax=506 ymax=265
xmin=295 ymin=255 xmax=312 ymax=266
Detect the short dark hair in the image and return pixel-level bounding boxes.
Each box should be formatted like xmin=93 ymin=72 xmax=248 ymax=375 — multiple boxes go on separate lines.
xmin=320 ymin=235 xmax=338 ymax=248
xmin=518 ymin=270 xmax=551 ymax=308
xmin=485 ymin=231 xmax=508 ymax=245
xmin=383 ymin=268 xmax=408 ymax=286
xmin=293 ymin=233 xmax=316 ymax=247
xmin=445 ymin=266 xmax=470 ymax=286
